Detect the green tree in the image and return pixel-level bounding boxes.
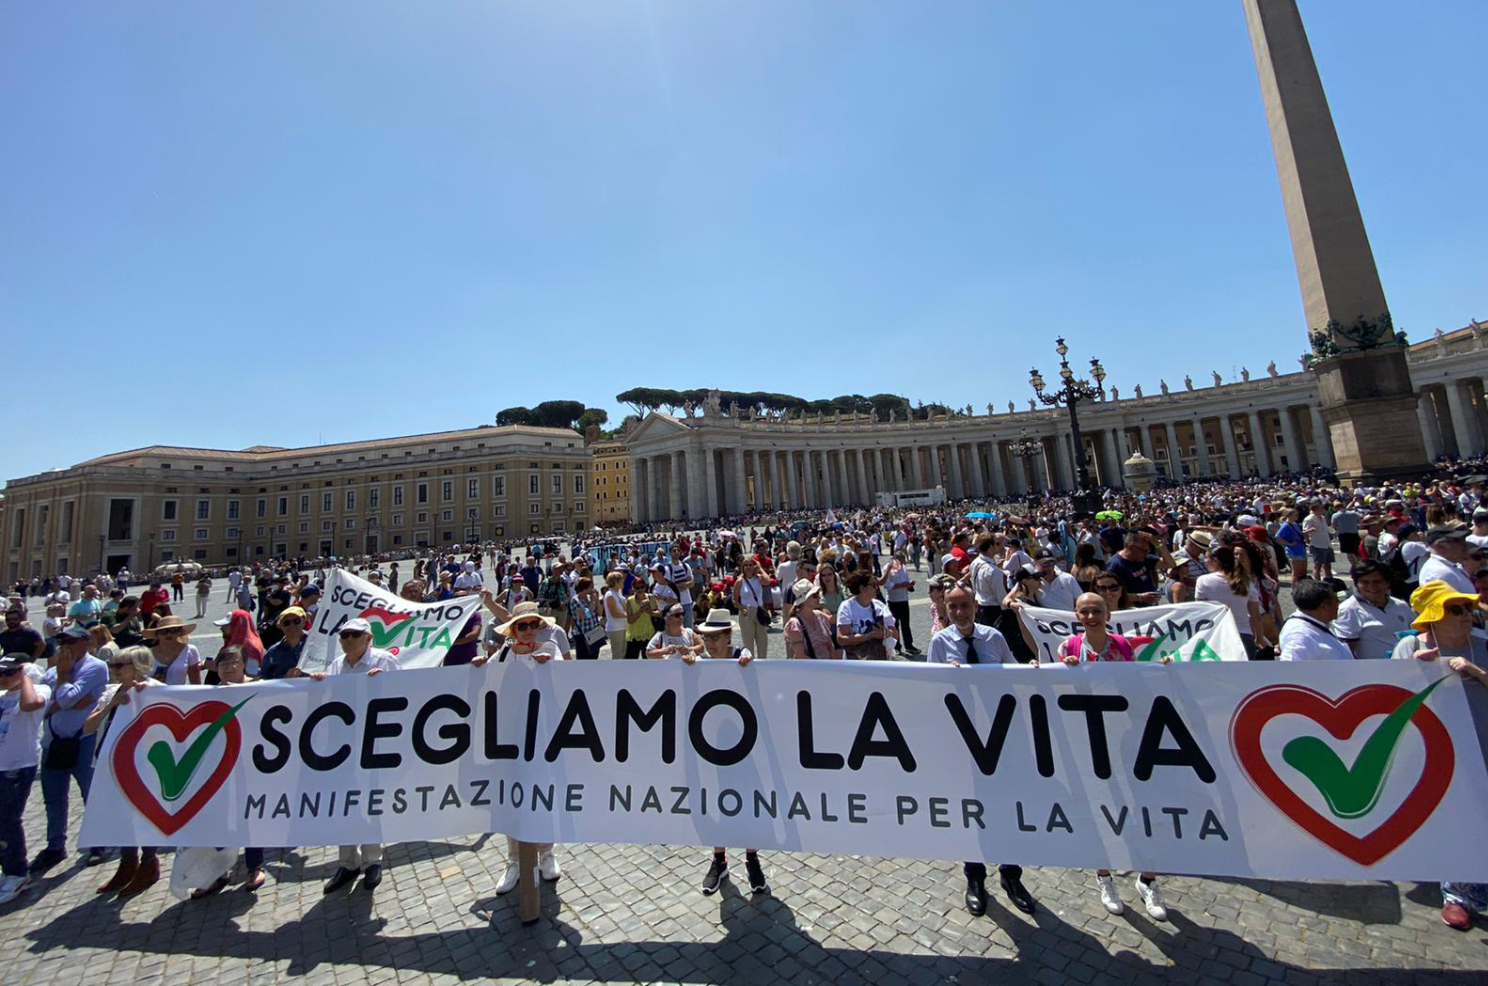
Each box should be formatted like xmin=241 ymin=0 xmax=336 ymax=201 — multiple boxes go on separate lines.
xmin=532 ymin=400 xmax=587 ymax=429
xmin=495 ymin=406 xmax=537 ymax=427
xmin=577 ymin=407 xmax=609 ymax=431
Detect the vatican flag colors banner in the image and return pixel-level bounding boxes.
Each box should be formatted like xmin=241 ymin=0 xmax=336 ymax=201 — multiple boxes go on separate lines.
xmin=79 ymin=660 xmax=1488 ymax=883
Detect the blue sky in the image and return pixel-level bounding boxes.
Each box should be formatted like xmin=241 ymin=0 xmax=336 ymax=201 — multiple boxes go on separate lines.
xmin=2 ymin=1 xmax=1483 ymax=479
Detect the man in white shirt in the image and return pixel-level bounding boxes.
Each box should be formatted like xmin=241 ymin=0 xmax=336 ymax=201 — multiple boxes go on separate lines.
xmin=0 ymin=656 xmax=50 ymax=903
xmin=925 ymin=585 xmax=1036 ymax=918
xmin=1418 ymin=527 xmax=1476 ymax=595
xmin=1279 ymin=580 xmax=1353 ymax=661
xmin=453 ymin=561 xmax=483 ymax=592
xmin=310 ymin=617 xmax=399 ymax=894
xmin=1332 ymin=561 xmax=1416 ymax=660
xmin=1468 ymin=508 xmax=1488 ymax=551
xmin=1033 ymin=552 xmax=1082 ymax=612
xmin=666 ymin=545 xmax=696 ymax=629
xmin=968 ymin=534 xmax=1008 ymax=627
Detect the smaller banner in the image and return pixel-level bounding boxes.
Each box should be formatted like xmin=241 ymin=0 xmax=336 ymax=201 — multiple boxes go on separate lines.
xmin=304 ymin=569 xmax=481 ymax=671
xmin=1017 ymin=601 xmax=1246 ymax=664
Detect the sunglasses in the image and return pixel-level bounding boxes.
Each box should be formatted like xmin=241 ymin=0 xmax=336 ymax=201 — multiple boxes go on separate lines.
xmin=1095 ymin=583 xmax=1122 ymax=592
xmin=279 ymin=618 xmax=303 ymax=627
xmin=1442 ymin=604 xmax=1476 ymax=617
xmin=338 ymin=631 xmax=367 ymax=640
xmin=511 ymin=621 xmax=544 ymax=632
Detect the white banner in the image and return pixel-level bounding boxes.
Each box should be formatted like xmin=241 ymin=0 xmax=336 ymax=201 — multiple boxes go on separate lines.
xmin=303 ymin=568 xmax=479 ymax=671
xmin=78 ymin=661 xmax=1488 ymax=882
xmin=1017 ymin=601 xmax=1247 ymax=664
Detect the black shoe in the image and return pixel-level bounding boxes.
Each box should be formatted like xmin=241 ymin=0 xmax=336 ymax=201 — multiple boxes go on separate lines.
xmin=1001 ymin=873 xmax=1036 ymax=915
xmin=362 ymin=864 xmax=382 ymax=891
xmin=84 ymin=847 xmax=109 ymax=867
xmin=964 ymin=879 xmax=988 ymax=917
xmin=28 ymin=848 xmax=65 ymax=875
xmin=701 ymin=856 xmax=726 ymax=895
xmin=745 ymin=854 xmax=769 ymax=895
xmin=323 ymin=866 xmax=360 ymax=894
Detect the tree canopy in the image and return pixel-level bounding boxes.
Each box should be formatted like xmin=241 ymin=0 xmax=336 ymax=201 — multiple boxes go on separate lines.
xmin=614 ymin=388 xmax=960 ymax=421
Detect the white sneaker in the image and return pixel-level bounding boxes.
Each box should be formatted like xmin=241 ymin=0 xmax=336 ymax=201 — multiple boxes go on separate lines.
xmin=1095 ymin=873 xmax=1124 ymax=915
xmin=538 ymin=850 xmax=562 ymax=882
xmin=1135 ymin=877 xmax=1167 ymax=921
xmin=494 ymin=863 xmax=520 ymax=895
xmin=0 ymin=874 xmax=30 ymax=905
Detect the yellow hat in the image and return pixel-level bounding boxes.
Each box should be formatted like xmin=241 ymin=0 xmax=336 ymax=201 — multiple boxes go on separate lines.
xmin=1408 ymin=580 xmax=1480 ymax=631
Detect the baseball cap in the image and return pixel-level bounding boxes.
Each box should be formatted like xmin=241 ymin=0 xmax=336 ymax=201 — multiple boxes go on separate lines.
xmin=59 ymin=625 xmax=91 ymax=641
xmin=0 ymin=654 xmax=30 ymax=673
xmin=300 ymin=584 xmax=321 ymax=596
xmin=338 ymin=617 xmax=371 ymax=635
xmin=1427 ymin=526 xmax=1469 ymax=545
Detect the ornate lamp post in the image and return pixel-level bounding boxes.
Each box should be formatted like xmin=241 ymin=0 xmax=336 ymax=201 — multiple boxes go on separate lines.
xmin=1030 ymin=337 xmax=1107 ymax=514
xmin=1008 ymin=430 xmax=1045 ymax=492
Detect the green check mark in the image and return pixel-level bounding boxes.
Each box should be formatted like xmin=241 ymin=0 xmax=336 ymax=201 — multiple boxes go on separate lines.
xmin=146 ymin=698 xmax=252 ymax=803
xmin=1282 ymin=677 xmax=1448 ymax=820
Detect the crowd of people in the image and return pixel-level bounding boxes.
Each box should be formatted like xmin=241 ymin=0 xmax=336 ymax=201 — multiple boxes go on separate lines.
xmin=2 ymin=470 xmax=1486 ymax=932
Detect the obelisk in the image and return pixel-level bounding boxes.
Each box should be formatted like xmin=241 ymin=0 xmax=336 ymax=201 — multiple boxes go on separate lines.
xmin=1242 ymin=0 xmax=1427 ymax=482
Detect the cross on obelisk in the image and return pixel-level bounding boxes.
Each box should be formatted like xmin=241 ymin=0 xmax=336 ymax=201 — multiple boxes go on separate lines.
xmin=1242 ymin=0 xmax=1427 ymax=482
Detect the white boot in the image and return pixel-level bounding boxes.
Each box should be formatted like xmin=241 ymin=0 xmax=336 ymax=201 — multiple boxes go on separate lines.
xmin=495 ymin=862 xmax=520 ymax=895
xmin=1095 ymin=873 xmax=1124 ymax=915
xmin=1135 ymin=876 xmax=1167 ymax=921
xmin=539 ymin=850 xmax=562 ymax=882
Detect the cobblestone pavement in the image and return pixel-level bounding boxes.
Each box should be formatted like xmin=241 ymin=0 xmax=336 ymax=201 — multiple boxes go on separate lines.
xmin=4 ymin=563 xmax=1485 ymax=984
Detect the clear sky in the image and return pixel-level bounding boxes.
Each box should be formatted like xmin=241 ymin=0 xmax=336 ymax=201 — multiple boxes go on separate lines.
xmin=2 ymin=1 xmax=1483 ymax=480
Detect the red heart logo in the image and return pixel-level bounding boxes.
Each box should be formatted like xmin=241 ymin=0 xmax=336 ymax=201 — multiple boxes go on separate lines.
xmin=112 ymin=700 xmax=243 ymax=837
xmin=388 ymin=646 xmax=400 ymax=656
xmin=1230 ymin=683 xmax=1453 ymax=866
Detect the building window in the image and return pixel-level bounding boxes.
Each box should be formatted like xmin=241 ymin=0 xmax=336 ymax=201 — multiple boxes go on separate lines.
xmin=107 ymin=499 xmax=134 ymax=541
xmin=575 ymin=502 xmax=586 ymax=514
xmin=256 ymin=498 xmax=267 ymax=519
xmin=161 ymin=530 xmax=177 ymax=542
xmin=468 ymin=478 xmax=478 ymax=499
xmin=345 ymin=490 xmax=356 ymax=511
xmin=300 ymin=494 xmax=310 ymax=513
xmin=443 ymin=531 xmax=454 ymax=542
xmin=369 ymin=488 xmax=380 ymax=509
xmin=492 ymin=476 xmax=505 ymax=497
xmin=322 ymin=521 xmax=333 ymax=532
xmin=275 ymin=496 xmax=287 ymax=516
xmin=552 ymin=474 xmax=562 ymax=494
xmin=345 ymin=519 xmax=356 ymax=530
xmin=227 ymin=500 xmax=240 ymax=520
xmin=195 ymin=528 xmax=209 ymax=541
xmin=299 ymin=522 xmax=309 ymax=533
xmin=530 ymin=503 xmax=541 ymax=515
xmin=255 ymin=525 xmax=266 ymax=537
xmin=391 ymin=513 xmax=403 ymax=526
xmin=529 ymin=475 xmax=539 ymax=495
xmin=277 ymin=524 xmax=286 ymax=535
xmin=417 ymin=512 xmax=428 ymax=523
xmin=59 ymin=502 xmax=74 ymax=543
xmin=492 ymin=505 xmax=506 ymax=518
xmin=162 ymin=500 xmax=178 ymax=521
xmin=574 ymin=475 xmax=585 ymax=494
xmin=442 ymin=510 xmax=453 ymax=522
xmin=441 ymin=481 xmax=452 ymax=502
xmin=393 ymin=534 xmax=404 ymax=546
xmin=226 ymin=528 xmax=240 ymax=539
xmin=417 ymin=483 xmax=429 ymax=504
xmin=197 ymin=499 xmax=211 ymax=521
xmin=393 ymin=486 xmax=404 ymax=506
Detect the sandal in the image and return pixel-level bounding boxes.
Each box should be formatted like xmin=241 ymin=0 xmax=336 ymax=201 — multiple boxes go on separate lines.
xmin=242 ymin=869 xmax=266 ymax=892
xmin=191 ymin=875 xmax=232 ymax=899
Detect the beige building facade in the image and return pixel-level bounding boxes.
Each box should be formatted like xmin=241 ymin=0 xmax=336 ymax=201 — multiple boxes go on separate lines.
xmin=626 ymin=323 xmax=1488 ymax=522
xmin=2 ymin=424 xmax=587 ymax=579
xmin=590 ymin=441 xmax=633 ymax=524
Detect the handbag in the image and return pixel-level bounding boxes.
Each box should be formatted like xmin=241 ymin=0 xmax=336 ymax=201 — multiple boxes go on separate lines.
xmin=44 ymin=734 xmax=81 ymax=771
xmin=749 ymin=580 xmax=773 ymax=626
xmin=584 ymin=625 xmax=607 ymax=649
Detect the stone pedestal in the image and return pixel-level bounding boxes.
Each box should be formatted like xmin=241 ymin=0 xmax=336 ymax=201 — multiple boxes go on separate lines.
xmin=1312 ymin=348 xmax=1428 ymax=483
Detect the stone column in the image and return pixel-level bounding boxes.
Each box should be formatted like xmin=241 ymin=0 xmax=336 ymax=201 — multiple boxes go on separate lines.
xmin=948 ymin=443 xmax=965 ymax=499
xmin=634 ymin=458 xmax=649 ymax=522
xmin=816 ymin=450 xmax=832 ymax=507
xmin=1220 ymin=418 xmax=1242 ymax=477
xmin=784 ymin=451 xmax=800 ymax=509
xmin=967 ymin=443 xmax=986 ymax=497
xmin=907 ymin=446 xmax=923 ymax=488
xmin=1417 ymin=394 xmax=1442 ymax=461
xmin=703 ymin=448 xmax=719 ymax=517
xmin=1101 ymin=429 xmax=1121 ymax=485
xmin=1163 ymin=421 xmax=1182 ymax=479
xmin=731 ymin=449 xmax=746 ymax=513
xmin=987 ymin=442 xmax=1007 ymax=496
xmin=802 ymin=451 xmax=818 ymax=508
xmin=1137 ymin=425 xmax=1154 ymax=460
xmin=835 ymin=451 xmax=850 ymax=505
xmin=854 ymin=449 xmax=869 ymax=504
xmin=1444 ymin=382 xmax=1478 ymax=457
xmin=671 ymin=451 xmax=687 ymax=518
xmin=1061 ymin=435 xmax=1078 ymax=490
xmin=1009 ymin=450 xmax=1027 ymax=494
xmin=1277 ymin=406 xmax=1306 ymax=472
xmin=1247 ymin=411 xmax=1273 ymax=475
xmin=1190 ymin=418 xmax=1209 ymax=476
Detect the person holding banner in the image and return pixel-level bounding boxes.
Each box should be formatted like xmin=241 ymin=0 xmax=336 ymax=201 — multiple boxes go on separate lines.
xmin=472 ymin=603 xmax=566 ymax=892
xmin=1052 ymin=592 xmax=1170 ymax=920
xmin=836 ymin=569 xmax=896 ymax=661
xmin=694 ymin=608 xmax=767 ymax=896
xmin=308 ymin=618 xmax=399 ymax=894
xmin=1391 ymin=579 xmax=1488 ymax=929
xmin=83 ymin=645 xmax=162 ymax=895
xmin=925 ymin=585 xmax=1038 ymax=918
xmin=1196 ymin=540 xmax=1266 ymax=660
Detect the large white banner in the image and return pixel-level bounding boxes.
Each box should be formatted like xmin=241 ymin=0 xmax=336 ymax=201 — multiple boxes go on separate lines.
xmin=302 ymin=569 xmax=480 ymax=671
xmin=1017 ymin=601 xmax=1247 ymax=664
xmin=79 ymin=661 xmax=1488 ymax=882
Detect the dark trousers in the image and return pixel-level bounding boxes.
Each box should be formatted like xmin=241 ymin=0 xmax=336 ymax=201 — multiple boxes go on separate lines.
xmin=888 ymin=600 xmax=914 ymax=652
xmin=573 ymin=633 xmax=599 ymax=660
xmin=975 ymin=605 xmax=1002 ymax=628
xmin=0 ymin=767 xmax=37 ymax=877
xmin=965 ymin=862 xmax=1022 ymax=883
xmin=42 ymin=733 xmax=96 ymax=852
xmin=245 ymin=847 xmax=265 ymax=870
xmin=624 ymin=639 xmax=647 ymax=660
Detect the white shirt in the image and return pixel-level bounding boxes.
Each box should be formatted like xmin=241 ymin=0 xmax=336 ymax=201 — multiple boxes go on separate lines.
xmin=969 ymin=555 xmax=1008 ymax=608
xmin=0 ymin=674 xmax=52 ymax=771
xmin=1401 ymin=541 xmax=1429 ymax=582
xmin=1332 ymin=593 xmax=1415 ymax=661
xmin=602 ymin=589 xmax=628 ymax=632
xmin=926 ymin=624 xmax=1016 ymax=666
xmin=1418 ymin=553 xmax=1476 ymax=595
xmin=1302 ymin=513 xmax=1332 ymax=549
xmin=1036 ymin=571 xmax=1082 ymax=612
xmin=1278 ymin=614 xmax=1354 ymax=661
xmin=884 ymin=563 xmax=912 ymax=603
xmin=837 ymin=597 xmax=896 ymax=635
xmin=327 ymin=648 xmax=401 ymax=675
xmin=1195 ymin=572 xmax=1259 ymax=636
xmin=161 ymin=645 xmax=202 ymax=686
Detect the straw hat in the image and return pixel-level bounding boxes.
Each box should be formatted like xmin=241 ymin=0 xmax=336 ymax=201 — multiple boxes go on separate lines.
xmin=493 ymin=601 xmax=555 ymax=636
xmin=698 ymin=608 xmax=735 ymax=635
xmin=143 ymin=614 xmax=197 ymax=637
